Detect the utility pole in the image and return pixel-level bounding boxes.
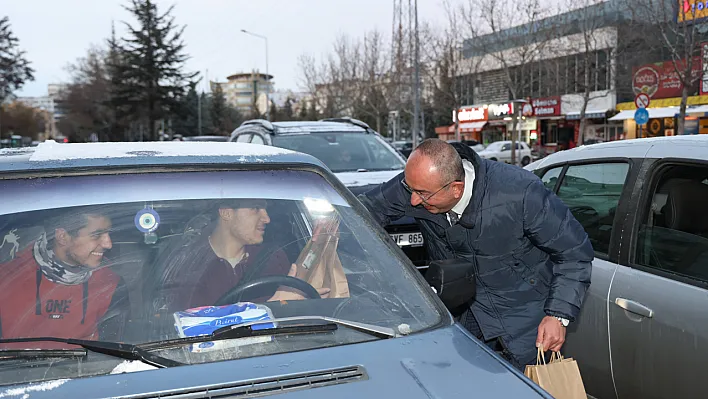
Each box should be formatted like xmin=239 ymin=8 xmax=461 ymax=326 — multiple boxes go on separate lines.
xmin=412 ymin=0 xmax=421 ymax=149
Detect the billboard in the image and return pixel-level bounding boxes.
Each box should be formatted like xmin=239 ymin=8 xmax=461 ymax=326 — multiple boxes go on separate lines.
xmin=677 ymin=0 xmax=708 ymax=23
xmin=632 ymin=57 xmax=702 ymax=99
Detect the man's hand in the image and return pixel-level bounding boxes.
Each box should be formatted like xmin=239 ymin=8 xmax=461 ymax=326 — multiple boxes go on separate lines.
xmin=536 ymin=316 xmax=566 ymax=352
xmin=266 ymin=264 xmax=330 ymax=302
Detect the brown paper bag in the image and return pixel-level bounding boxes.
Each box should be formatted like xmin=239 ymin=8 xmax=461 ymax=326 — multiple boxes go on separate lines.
xmin=293 ymin=216 xmax=349 ymax=298
xmin=524 ymin=347 xmax=587 ymax=399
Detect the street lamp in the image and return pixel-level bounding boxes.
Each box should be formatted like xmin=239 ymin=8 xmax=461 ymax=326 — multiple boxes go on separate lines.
xmin=241 ymin=29 xmax=270 ymax=121
xmin=511 ymin=99 xmax=530 ymax=166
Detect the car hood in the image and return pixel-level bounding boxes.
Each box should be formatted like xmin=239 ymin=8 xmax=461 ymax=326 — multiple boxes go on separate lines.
xmin=16 ymin=324 xmax=548 ymax=399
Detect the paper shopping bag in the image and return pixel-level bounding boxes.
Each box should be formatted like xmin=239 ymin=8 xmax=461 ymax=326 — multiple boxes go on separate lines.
xmin=294 ymin=216 xmax=350 ymax=298
xmin=525 ymin=347 xmax=587 ymax=399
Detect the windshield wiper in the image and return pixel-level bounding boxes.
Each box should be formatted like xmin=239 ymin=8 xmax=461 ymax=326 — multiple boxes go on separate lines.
xmin=139 ymin=322 xmax=339 ymax=351
xmin=0 ymin=337 xmax=181 ymax=368
xmin=217 ymin=316 xmax=399 ymax=340
xmin=139 ymin=316 xmax=399 ymax=352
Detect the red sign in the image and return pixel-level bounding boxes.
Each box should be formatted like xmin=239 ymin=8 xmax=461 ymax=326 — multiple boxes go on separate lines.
xmin=633 ymin=58 xmax=702 ymax=99
xmin=531 ymin=96 xmax=561 ymax=117
xmin=635 ymin=93 xmax=651 ymax=108
xmin=455 ymin=106 xmax=488 ymax=122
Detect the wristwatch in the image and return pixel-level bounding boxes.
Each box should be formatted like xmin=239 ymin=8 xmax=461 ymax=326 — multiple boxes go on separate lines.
xmin=555 ymin=316 xmax=570 ymax=327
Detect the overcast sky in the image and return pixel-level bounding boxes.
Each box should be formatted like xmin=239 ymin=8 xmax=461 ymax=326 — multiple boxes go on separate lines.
xmin=4 ymin=0 xmax=456 ymax=97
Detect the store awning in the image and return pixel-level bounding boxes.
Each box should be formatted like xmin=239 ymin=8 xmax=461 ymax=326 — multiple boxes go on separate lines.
xmin=565 ymin=109 xmax=610 ymax=120
xmin=686 ymin=105 xmax=708 ymax=117
xmin=609 ymin=107 xmax=681 ymax=121
xmin=457 ymin=121 xmax=487 ymax=133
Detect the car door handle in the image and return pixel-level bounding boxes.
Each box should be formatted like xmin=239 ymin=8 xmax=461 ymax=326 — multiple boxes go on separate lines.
xmin=615 ymin=298 xmax=654 ymax=318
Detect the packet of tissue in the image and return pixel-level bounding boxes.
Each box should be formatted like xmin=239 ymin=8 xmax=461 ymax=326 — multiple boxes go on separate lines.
xmin=173 ymin=302 xmax=276 ymax=353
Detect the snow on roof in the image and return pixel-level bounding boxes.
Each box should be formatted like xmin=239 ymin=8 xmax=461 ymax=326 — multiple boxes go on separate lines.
xmin=273 ymin=121 xmax=366 ymax=134
xmin=29 ymin=140 xmax=294 ymax=162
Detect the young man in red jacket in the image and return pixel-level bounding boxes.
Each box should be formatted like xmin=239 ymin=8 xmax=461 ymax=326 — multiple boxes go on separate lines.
xmin=0 ymin=207 xmax=128 ymax=347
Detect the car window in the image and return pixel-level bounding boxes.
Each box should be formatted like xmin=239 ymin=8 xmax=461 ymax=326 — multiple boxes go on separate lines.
xmin=0 ymin=170 xmax=441 ymax=384
xmin=250 ymin=134 xmax=265 ymax=145
xmin=501 ymin=144 xmax=511 ymax=151
xmin=539 ymin=166 xmax=563 ymax=192
xmin=272 ymin=132 xmax=405 ymax=173
xmin=556 ymin=162 xmax=629 ymax=255
xmin=236 ymin=134 xmax=252 ymax=143
xmin=635 ymin=165 xmax=708 ymax=282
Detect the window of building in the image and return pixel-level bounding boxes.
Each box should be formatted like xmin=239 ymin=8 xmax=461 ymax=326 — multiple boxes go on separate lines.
xmin=557 ymin=162 xmax=630 ymax=255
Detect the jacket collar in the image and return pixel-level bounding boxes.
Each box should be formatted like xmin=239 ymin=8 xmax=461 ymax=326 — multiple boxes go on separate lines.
xmin=447 ymin=142 xmax=487 ymax=230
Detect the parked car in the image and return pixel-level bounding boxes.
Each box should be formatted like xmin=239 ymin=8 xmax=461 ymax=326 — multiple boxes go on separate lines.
xmin=181 ymin=135 xmax=230 ymax=142
xmin=524 ymin=135 xmax=708 ymax=399
xmin=478 ymin=140 xmax=533 ymax=166
xmin=0 ymin=141 xmax=549 ymax=398
xmin=447 ymin=139 xmax=485 ymax=153
xmin=392 ymin=140 xmax=413 ymax=158
xmin=230 ymin=118 xmax=429 ymax=269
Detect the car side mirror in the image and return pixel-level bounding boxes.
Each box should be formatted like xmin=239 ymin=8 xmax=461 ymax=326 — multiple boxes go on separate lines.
xmin=424 ymin=259 xmax=476 ymax=310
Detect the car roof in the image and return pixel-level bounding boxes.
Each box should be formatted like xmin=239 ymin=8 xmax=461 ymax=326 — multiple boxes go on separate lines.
xmin=528 ymin=135 xmax=708 ymax=170
xmin=0 ymin=140 xmax=327 ymax=174
xmin=271 ymin=121 xmax=368 ymax=134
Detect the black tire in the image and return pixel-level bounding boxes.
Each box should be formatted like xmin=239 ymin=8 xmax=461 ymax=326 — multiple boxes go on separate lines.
xmin=521 ymin=156 xmax=531 ymax=166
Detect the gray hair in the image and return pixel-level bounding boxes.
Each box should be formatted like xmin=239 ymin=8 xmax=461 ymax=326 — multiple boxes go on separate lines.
xmin=412 ymin=139 xmax=464 ymax=184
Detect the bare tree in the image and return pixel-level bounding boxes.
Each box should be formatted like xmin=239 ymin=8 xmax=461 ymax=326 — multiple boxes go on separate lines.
xmin=549 ymin=0 xmax=622 ymax=144
xmin=463 ymin=0 xmax=554 ymax=164
xmin=625 ymin=0 xmax=706 ymax=134
xmin=419 ymin=1 xmax=484 ymax=142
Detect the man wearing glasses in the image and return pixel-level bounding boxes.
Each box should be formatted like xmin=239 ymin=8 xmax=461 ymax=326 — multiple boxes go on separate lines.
xmin=358 ymin=138 xmax=593 ymax=370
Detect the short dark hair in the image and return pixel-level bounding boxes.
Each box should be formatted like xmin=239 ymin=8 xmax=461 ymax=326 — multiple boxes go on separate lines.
xmin=412 ymin=139 xmax=464 ymax=183
xmin=44 ymin=205 xmax=112 ymax=243
xmin=213 ymin=198 xmax=268 ymax=215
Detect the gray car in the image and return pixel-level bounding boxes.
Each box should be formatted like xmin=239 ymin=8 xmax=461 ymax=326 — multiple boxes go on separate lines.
xmin=0 ymin=140 xmax=549 ymax=398
xmin=524 ymin=135 xmax=708 ymax=399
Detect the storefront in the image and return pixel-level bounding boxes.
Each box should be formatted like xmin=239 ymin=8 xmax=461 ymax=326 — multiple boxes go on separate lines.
xmin=437 ymin=105 xmax=489 ymax=142
xmin=561 ymin=92 xmax=616 ymax=145
xmin=610 ymin=55 xmax=708 ymax=138
xmin=526 ymin=96 xmax=564 ymax=154
xmin=485 ymin=102 xmax=514 ymax=144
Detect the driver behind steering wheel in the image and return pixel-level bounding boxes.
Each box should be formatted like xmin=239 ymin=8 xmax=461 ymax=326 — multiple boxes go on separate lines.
xmin=156 ymin=199 xmax=329 ymax=312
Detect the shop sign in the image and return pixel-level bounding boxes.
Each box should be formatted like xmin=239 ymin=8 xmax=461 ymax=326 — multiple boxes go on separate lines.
xmin=455 ymin=106 xmax=487 ymax=122
xmin=531 ymin=96 xmax=561 ymax=117
xmin=678 ymin=0 xmax=708 ymax=23
xmin=487 ymin=102 xmax=514 ymax=118
xmin=633 ymin=58 xmax=702 ymax=99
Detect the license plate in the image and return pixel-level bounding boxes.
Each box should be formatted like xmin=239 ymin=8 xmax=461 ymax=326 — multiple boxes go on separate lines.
xmin=390 ymin=232 xmax=424 ymax=247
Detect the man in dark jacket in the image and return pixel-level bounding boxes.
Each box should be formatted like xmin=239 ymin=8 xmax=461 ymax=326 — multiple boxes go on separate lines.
xmin=358 ymin=139 xmax=593 ymax=369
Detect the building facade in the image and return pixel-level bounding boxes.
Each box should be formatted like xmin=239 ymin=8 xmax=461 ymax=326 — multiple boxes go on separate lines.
xmin=439 ymin=0 xmax=708 ymax=153
xmin=211 ymin=71 xmax=274 ymax=116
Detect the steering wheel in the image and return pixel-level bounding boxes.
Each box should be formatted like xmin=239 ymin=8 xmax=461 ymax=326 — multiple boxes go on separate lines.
xmin=214 ymin=275 xmax=321 ymax=306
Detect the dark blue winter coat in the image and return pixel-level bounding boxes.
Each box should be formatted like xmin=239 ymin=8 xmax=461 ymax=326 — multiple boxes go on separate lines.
xmin=358 ymin=144 xmax=593 ymax=366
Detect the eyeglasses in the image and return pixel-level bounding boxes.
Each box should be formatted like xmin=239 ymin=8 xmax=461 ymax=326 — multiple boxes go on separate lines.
xmin=401 ymin=177 xmax=460 ymax=206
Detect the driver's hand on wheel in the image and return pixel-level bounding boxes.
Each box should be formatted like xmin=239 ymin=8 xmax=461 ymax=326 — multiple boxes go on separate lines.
xmin=266 ymin=264 xmax=330 ymax=302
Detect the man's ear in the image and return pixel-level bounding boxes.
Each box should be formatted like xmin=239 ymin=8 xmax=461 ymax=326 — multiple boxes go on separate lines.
xmin=452 ymin=181 xmax=465 ymax=199
xmin=55 ymin=228 xmax=71 ymax=247
xmin=218 ymin=208 xmax=233 ymax=221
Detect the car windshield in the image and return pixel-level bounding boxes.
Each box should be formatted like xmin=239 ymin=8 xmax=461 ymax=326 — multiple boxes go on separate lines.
xmin=272 ymin=132 xmax=405 ymax=173
xmin=0 ymin=169 xmax=442 ymax=385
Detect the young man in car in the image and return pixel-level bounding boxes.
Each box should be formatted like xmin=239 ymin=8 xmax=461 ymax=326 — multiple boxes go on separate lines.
xmin=0 ymin=207 xmax=129 ymax=344
xmin=358 ymin=139 xmax=593 ymax=370
xmin=157 ymin=199 xmax=329 ymax=312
